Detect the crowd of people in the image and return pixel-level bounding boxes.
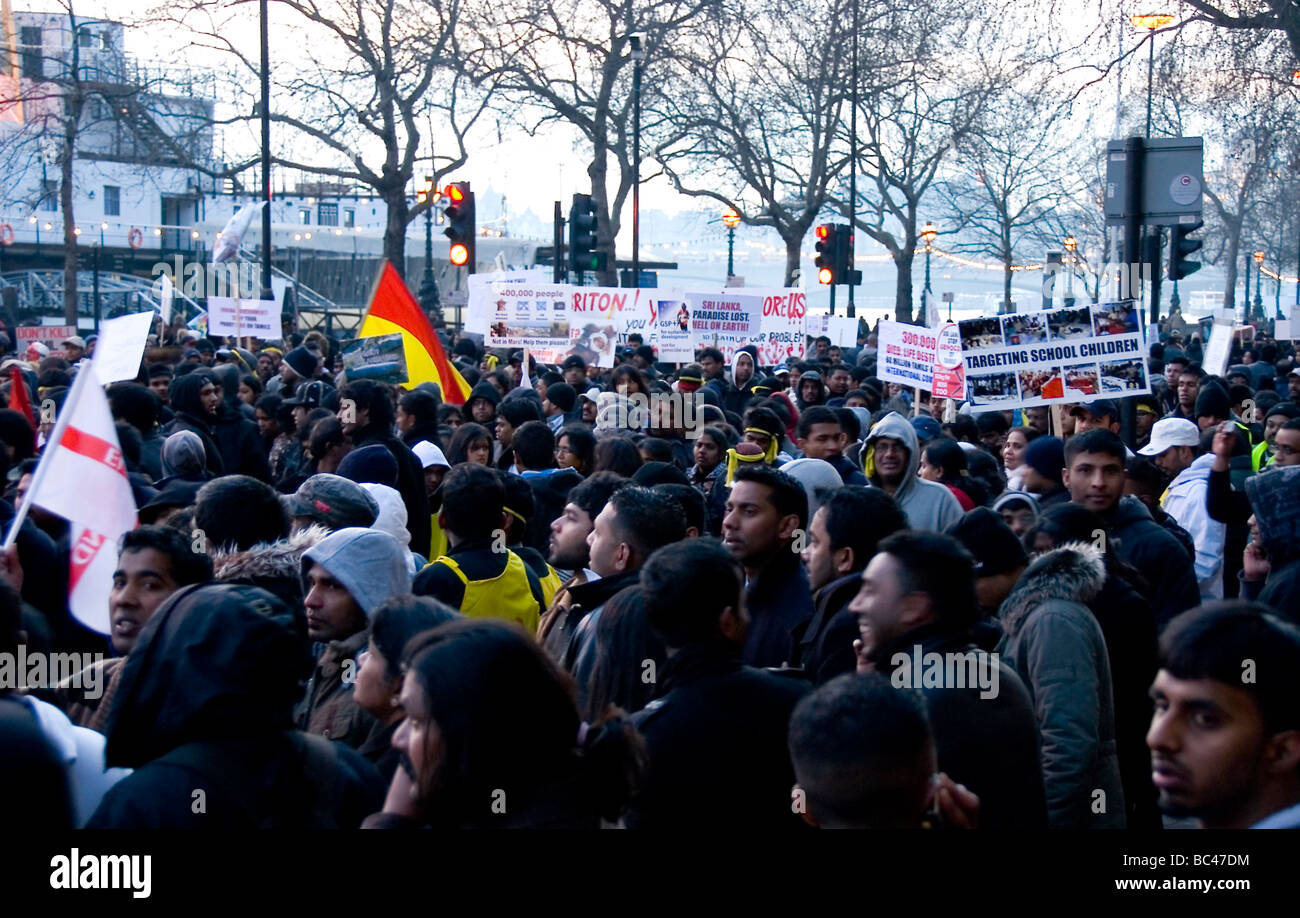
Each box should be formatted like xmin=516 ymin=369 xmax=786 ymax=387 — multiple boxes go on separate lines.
xmin=2 ymin=318 xmax=1298 ymax=830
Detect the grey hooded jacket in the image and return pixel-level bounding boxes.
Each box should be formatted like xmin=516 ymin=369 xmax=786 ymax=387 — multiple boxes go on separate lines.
xmin=862 ymin=411 xmax=963 ymax=532
xmin=997 ymin=541 xmax=1126 ymax=829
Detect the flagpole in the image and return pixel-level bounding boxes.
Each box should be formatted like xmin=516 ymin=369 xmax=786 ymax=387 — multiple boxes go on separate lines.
xmin=2 ymin=364 xmax=98 ymax=549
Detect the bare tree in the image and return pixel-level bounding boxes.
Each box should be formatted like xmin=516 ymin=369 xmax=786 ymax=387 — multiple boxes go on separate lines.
xmin=466 ymin=0 xmax=720 ymax=286
xmin=650 ymin=0 xmax=857 ymax=286
xmin=161 ymin=0 xmax=493 ymax=273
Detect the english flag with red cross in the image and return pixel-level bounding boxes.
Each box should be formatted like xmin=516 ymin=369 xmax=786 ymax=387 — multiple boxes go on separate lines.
xmin=26 ymin=365 xmax=138 ymax=634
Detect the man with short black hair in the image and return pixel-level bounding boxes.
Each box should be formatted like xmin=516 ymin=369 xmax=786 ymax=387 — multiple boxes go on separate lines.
xmin=723 ymin=465 xmax=815 ymax=668
xmin=513 ymin=420 xmax=583 ymax=553
xmin=851 ymin=530 xmax=1047 ymax=829
xmin=494 ymin=397 xmax=544 ymax=471
xmin=626 ymin=538 xmax=810 ymax=830
xmin=1148 ymin=602 xmax=1300 ymax=828
xmin=194 ymin=474 xmax=290 ymax=552
xmin=793 ymin=487 xmax=905 ymax=683
xmin=566 ymin=485 xmax=686 ymax=706
xmin=536 ymin=472 xmax=627 ymax=662
xmin=1064 ymin=428 xmax=1199 ymax=626
xmin=413 ymin=463 xmax=545 ymax=631
xmin=796 ymin=406 xmax=866 ymax=485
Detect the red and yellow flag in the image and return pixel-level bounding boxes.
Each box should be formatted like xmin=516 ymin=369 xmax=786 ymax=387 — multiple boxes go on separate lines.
xmin=359 ymin=261 xmax=470 ymax=404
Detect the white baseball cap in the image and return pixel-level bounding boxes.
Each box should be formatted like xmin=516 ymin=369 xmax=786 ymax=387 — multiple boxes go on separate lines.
xmin=412 ymin=440 xmax=450 ymax=470
xmin=1138 ymin=418 xmax=1200 ymax=456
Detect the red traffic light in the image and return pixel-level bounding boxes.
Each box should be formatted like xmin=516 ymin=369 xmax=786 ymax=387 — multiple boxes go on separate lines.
xmin=449 ymin=242 xmax=470 ymax=266
xmin=444 ymin=184 xmax=465 ymax=204
xmin=818 ymin=267 xmax=834 ymax=285
xmin=815 ymin=224 xmax=830 ymax=240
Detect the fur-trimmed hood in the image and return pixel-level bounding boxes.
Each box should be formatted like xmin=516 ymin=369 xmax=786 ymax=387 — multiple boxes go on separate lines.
xmin=212 ymin=524 xmax=331 ymax=583
xmin=998 ymin=541 xmax=1107 ymax=637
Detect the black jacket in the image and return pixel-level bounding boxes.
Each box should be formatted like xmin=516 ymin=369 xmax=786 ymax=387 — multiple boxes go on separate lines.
xmin=522 ymin=467 xmax=583 ymax=555
xmin=1106 ymin=496 xmax=1200 ymax=629
xmin=88 ymin=583 xmax=384 ymax=828
xmin=161 ymin=374 xmax=226 ymax=476
xmin=353 ymin=422 xmax=432 ymax=556
xmin=563 ymin=570 xmax=642 ymax=711
xmin=211 ymin=364 xmax=271 ymax=481
xmin=874 ymin=622 xmax=1048 ymax=830
xmin=742 ymin=551 xmax=815 ymax=669
xmin=626 ymin=640 xmax=809 ymax=829
xmin=789 ymin=570 xmax=860 ymax=685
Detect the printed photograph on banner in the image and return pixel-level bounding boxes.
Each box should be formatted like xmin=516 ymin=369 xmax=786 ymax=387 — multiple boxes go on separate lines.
xmin=1018 ymin=367 xmax=1064 ymax=400
xmin=959 ymin=318 xmax=1002 ymax=351
xmin=570 ymin=287 xmax=652 ymax=352
xmin=569 ymin=322 xmax=618 ymax=367
xmin=486 ymin=285 xmax=570 ymax=351
xmin=652 ymin=298 xmax=694 ymax=363
xmin=1046 ymin=307 xmax=1093 ymax=340
xmin=1099 ymin=358 xmax=1147 ymax=393
xmin=1092 ymin=301 xmax=1141 ymax=336
xmin=1064 ymin=364 xmax=1101 ymax=397
xmin=1001 ymin=313 xmax=1048 ymax=346
xmin=968 ymin=371 xmax=1020 ymax=407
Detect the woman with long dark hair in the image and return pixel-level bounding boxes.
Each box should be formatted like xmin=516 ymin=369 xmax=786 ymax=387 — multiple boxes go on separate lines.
xmin=367 ymin=619 xmax=645 ymax=828
xmin=447 ymin=422 xmax=492 ymax=466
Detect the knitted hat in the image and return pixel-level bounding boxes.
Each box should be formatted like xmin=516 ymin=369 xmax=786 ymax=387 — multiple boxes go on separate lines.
xmin=282 ymin=345 xmax=318 ymax=379
xmin=335 ymin=443 xmax=399 ymax=488
xmin=1194 ymin=384 xmax=1231 ymax=421
xmin=948 ymin=506 xmax=1029 ymax=576
xmin=1022 ymin=435 xmax=1065 ymax=483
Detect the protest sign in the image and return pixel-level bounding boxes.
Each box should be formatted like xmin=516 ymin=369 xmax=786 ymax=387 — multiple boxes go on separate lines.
xmin=805 ymin=314 xmax=858 ymax=347
xmin=341 ymin=332 xmax=409 ymax=385
xmin=958 ymin=301 xmax=1150 ymax=412
xmin=206 ymin=297 xmax=279 ymax=337
xmin=17 ymin=325 xmax=76 ymax=347
xmin=465 ymin=270 xmax=550 ymax=335
xmin=683 ymin=292 xmax=762 ymax=362
xmin=877 ymin=319 xmax=939 ymax=390
xmin=931 ymin=322 xmax=965 ymax=399
xmin=92 ymin=311 xmax=155 ymax=384
xmin=650 ymin=296 xmax=694 ymax=362
xmin=1202 ymin=319 xmax=1237 ymax=378
xmin=744 ymin=288 xmax=807 ymax=366
xmin=486 ymin=283 xmax=572 ymax=363
xmin=570 ymin=286 xmax=654 ymax=361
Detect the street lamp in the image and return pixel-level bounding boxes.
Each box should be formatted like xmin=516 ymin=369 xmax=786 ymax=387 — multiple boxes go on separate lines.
xmin=416 ymin=174 xmax=442 ymax=324
xmin=629 ymin=33 xmax=646 ymax=287
xmin=722 ymin=208 xmax=740 ymax=281
xmin=1254 ymin=250 xmax=1265 ymax=318
xmin=921 ymin=222 xmax=937 ymax=312
xmin=1130 ymin=12 xmax=1173 ymax=140
xmin=1063 ymin=235 xmax=1077 ymax=306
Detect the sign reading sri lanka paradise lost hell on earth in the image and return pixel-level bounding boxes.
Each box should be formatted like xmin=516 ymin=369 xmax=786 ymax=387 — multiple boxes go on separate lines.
xmin=957 ymin=301 xmax=1151 ymax=412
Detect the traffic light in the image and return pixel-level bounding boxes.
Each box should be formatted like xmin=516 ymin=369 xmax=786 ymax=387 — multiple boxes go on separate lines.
xmin=569 ymin=193 xmax=606 ymax=277
xmin=814 ymin=224 xmax=837 ymax=284
xmin=443 ymin=181 xmax=475 ymax=271
xmin=836 ymin=224 xmax=861 ymax=285
xmin=1168 ymin=219 xmax=1203 ymax=281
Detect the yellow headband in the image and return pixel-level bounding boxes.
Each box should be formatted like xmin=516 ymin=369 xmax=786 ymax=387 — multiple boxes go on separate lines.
xmin=485 ymin=354 xmax=500 ymax=370
xmin=724 ymin=447 xmax=769 ymax=486
xmin=678 ymin=374 xmax=703 ymax=384
xmin=744 ymin=428 xmax=779 ymax=464
xmin=503 ymin=505 xmax=528 ymax=526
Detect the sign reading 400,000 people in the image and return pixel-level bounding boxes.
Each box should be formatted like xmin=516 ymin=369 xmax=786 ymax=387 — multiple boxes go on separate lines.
xmin=957 ymin=301 xmax=1151 ymax=412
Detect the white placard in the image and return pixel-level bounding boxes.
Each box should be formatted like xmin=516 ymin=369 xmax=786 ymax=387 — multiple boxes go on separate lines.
xmin=91 ymin=311 xmax=156 ymax=383
xmin=206 ymin=297 xmax=279 ymax=337
xmin=877 ymin=319 xmax=939 ymax=389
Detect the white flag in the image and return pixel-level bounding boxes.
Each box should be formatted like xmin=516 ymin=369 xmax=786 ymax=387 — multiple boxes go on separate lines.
xmin=27 ymin=366 xmax=138 ymax=633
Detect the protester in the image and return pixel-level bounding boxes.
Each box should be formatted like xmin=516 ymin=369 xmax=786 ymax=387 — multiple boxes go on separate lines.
xmin=861 ymin=412 xmax=963 ymax=531
xmin=625 ymin=539 xmax=810 ymax=829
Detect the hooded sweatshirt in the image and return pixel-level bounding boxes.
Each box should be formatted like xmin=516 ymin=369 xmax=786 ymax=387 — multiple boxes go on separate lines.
xmin=161 ymin=373 xmax=225 ymax=476
xmin=1161 ymin=452 xmax=1226 ymax=601
xmin=862 ymin=412 xmax=963 ymax=532
xmin=88 ymin=583 xmax=383 ymax=828
xmin=725 ymin=349 xmax=759 ymax=415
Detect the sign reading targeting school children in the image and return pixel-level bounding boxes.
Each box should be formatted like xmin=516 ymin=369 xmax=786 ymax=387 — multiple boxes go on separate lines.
xmin=958 ymin=301 xmax=1151 ymax=413
xmin=877 ymin=319 xmax=939 ymax=389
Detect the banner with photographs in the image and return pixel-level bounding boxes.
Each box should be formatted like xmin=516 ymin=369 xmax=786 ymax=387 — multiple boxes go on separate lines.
xmin=958 ymin=301 xmax=1150 ymax=412
xmin=485 ymin=283 xmax=573 ymax=363
xmin=341 ymin=333 xmax=409 ymax=385
xmin=570 ymin=287 xmax=653 ymax=363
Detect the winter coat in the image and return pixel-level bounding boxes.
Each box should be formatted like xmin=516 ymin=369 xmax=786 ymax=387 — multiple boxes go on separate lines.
xmin=742 ymin=550 xmax=815 ymax=669
xmin=625 ymin=639 xmax=810 ymax=829
xmin=725 ymin=350 xmax=759 ymax=415
xmin=563 ymin=570 xmax=642 ymax=712
xmin=1107 ymin=496 xmax=1200 ymax=629
xmin=1162 ymin=453 xmax=1226 ymax=600
xmin=789 ymin=569 xmax=861 ymax=685
xmin=351 ymin=421 xmax=432 ymax=557
xmin=88 ymin=583 xmax=384 ymax=828
xmin=862 ymin=411 xmax=964 ymax=532
xmin=161 ymin=374 xmax=225 ymax=476
xmin=874 ymin=622 xmax=1048 ymax=830
xmin=211 ymin=364 xmax=271 ymax=481
xmin=294 ymin=628 xmax=387 ymax=751
xmin=211 ymin=524 xmax=330 ymax=611
xmin=997 ymin=542 xmax=1126 ymax=828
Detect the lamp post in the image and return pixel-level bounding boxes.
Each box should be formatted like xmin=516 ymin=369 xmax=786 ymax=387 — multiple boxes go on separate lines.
xmin=1063 ymin=235 xmax=1077 ymax=306
xmin=630 ymin=33 xmax=645 ymax=287
xmin=1130 ymin=13 xmax=1173 ymax=139
xmin=259 ymin=0 xmax=273 ymax=303
xmin=1243 ymin=249 xmax=1252 ymax=321
xmin=921 ymin=221 xmax=936 ymax=292
xmin=416 ymin=174 xmax=442 ymax=325
xmin=722 ymin=208 xmax=740 ymax=281
xmin=1254 ymin=250 xmax=1265 ymax=318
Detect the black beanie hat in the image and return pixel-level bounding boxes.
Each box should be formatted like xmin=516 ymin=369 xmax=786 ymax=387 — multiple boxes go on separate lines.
xmin=1023 ymin=435 xmax=1065 ymax=483
xmin=546 ymin=382 xmax=577 ymax=413
xmin=1194 ymin=383 xmax=1231 ymax=421
xmin=948 ymin=507 xmax=1029 ymax=577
